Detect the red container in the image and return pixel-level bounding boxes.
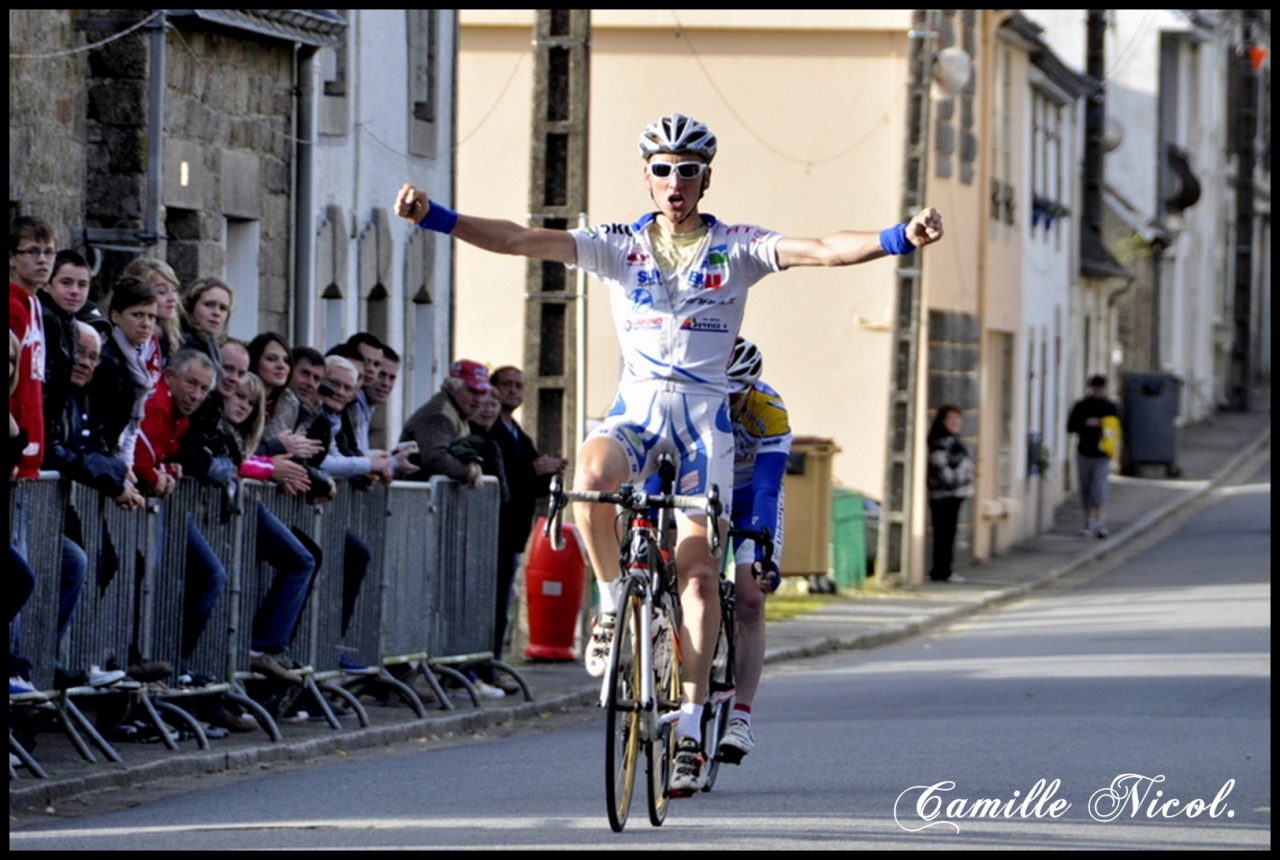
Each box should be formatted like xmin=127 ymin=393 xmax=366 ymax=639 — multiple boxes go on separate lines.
xmin=523 ymin=517 xmax=587 ymax=661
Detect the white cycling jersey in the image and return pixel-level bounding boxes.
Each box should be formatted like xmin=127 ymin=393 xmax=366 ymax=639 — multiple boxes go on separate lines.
xmin=570 ymin=213 xmax=783 ymax=396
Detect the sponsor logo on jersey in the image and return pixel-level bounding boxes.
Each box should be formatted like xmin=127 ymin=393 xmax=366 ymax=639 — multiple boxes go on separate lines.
xmin=629 ymin=288 xmax=654 ymax=312
xmin=679 ymin=316 xmax=729 ymax=333
xmin=624 ymin=316 xmax=664 ymax=332
xmin=696 ymin=244 xmax=729 ymax=290
xmin=625 ymin=251 xmax=650 ymax=266
xmin=635 ymin=268 xmax=664 ymax=286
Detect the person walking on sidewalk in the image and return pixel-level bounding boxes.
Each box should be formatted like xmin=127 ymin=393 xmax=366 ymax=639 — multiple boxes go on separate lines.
xmin=1067 ymin=374 xmax=1120 ymax=538
xmin=926 ymin=404 xmax=974 ymax=582
xmin=395 ymin=111 xmax=944 ymax=794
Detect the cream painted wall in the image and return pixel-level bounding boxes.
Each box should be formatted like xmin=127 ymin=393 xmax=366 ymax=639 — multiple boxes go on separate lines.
xmin=457 ymin=19 xmax=913 ymax=497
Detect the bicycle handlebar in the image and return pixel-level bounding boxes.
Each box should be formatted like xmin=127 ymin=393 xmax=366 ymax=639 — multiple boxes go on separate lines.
xmin=728 ymin=525 xmax=774 ymax=566
xmin=544 ymin=475 xmax=724 ymax=559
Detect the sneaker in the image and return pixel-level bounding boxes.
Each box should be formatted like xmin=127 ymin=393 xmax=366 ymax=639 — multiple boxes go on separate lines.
xmin=472 ymin=679 xmax=506 ymax=699
xmin=669 ymin=736 xmax=708 ymax=796
xmin=495 ymin=676 xmax=524 ymax=696
xmin=338 ymin=654 xmax=372 ymax=673
xmin=1081 ymin=518 xmax=1097 ymax=538
xmin=111 ymin=718 xmax=176 ymax=744
xmin=176 ymin=668 xmax=217 ymax=688
xmin=717 ymin=718 xmax=755 ymax=764
xmin=54 ymin=667 xmax=89 ymax=690
xmin=89 ymin=665 xmax=128 ymax=688
xmin=250 ymin=652 xmax=304 ymax=685
xmin=584 ymin=612 xmax=616 ymax=678
xmin=206 ymin=704 xmax=258 ymax=733
xmin=126 ymin=659 xmax=172 ymax=683
xmin=1094 ymin=522 xmax=1110 ymax=539
xmin=9 ymin=675 xmax=37 ymax=695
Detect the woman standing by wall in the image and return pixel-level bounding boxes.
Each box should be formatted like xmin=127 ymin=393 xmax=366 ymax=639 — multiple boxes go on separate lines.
xmin=926 ymin=404 xmax=974 ymax=583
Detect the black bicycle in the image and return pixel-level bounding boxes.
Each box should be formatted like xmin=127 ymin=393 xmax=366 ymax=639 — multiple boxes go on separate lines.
xmin=700 ymin=524 xmax=774 ymax=792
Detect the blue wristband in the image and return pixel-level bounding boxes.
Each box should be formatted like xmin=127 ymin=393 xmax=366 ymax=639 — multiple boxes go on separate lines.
xmin=418 ymin=202 xmax=459 ymax=234
xmin=879 ymin=223 xmax=914 ymax=255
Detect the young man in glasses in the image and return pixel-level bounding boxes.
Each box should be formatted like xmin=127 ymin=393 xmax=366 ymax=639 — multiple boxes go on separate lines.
xmin=396 ymin=112 xmax=943 ymax=794
xmin=9 ymin=215 xmax=56 ymax=479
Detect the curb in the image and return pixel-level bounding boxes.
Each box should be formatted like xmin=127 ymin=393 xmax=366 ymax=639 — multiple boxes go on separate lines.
xmin=10 ymin=687 xmax=600 ymax=809
xmin=762 ymin=428 xmax=1271 ymax=665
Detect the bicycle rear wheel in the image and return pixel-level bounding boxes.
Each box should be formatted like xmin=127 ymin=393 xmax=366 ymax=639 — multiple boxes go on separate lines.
xmin=646 ymin=598 xmax=681 ymax=826
xmin=702 ymin=581 xmax=737 ymax=792
xmin=604 ymin=578 xmax=643 ymax=832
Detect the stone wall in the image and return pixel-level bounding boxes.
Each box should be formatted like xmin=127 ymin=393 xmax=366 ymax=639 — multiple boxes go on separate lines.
xmin=163 ymin=23 xmax=295 ymax=336
xmin=8 ymin=10 xmax=90 ymax=246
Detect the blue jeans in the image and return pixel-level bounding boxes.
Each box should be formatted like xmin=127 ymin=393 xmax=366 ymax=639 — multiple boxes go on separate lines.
xmin=8 ymin=546 xmax=36 ymax=626
xmin=59 ymin=538 xmax=88 ymax=643
xmin=251 ymin=502 xmax=317 ymax=653
xmin=181 ymin=517 xmax=229 ymax=660
xmin=340 ymin=529 xmax=372 ymax=637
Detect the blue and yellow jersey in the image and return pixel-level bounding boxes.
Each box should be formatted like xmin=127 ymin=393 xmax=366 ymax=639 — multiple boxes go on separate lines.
xmin=731 ymin=380 xmax=791 ymax=566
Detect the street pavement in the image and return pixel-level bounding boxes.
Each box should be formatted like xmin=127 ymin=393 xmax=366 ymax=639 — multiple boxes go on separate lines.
xmin=9 ymin=384 xmax=1270 ymax=816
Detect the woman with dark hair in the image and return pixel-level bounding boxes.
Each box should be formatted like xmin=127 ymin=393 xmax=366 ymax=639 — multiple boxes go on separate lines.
xmin=926 ymin=404 xmax=974 ymax=583
xmin=88 ymin=276 xmax=159 ymax=471
xmin=122 ymin=256 xmax=183 ymax=383
xmin=247 ymin=332 xmax=297 ymax=435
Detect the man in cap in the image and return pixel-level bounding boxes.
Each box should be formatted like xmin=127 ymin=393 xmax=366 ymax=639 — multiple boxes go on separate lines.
xmin=399 ymin=359 xmax=491 ymax=488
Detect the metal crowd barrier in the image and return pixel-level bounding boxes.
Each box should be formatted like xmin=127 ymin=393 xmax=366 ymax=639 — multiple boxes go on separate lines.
xmin=312 ymin=481 xmax=388 ymax=675
xmin=151 ymin=480 xmax=248 ymax=685
xmin=423 ymin=476 xmax=530 ymax=701
xmin=11 ymin=470 xmax=527 ymax=778
xmin=63 ymin=481 xmax=156 ymax=689
xmin=9 ymin=477 xmax=68 ymax=693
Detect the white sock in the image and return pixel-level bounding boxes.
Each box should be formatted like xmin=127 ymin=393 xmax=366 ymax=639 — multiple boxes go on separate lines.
xmin=731 ymin=705 xmax=752 ymax=728
xmin=597 ymin=579 xmax=620 ymax=615
xmin=677 ymin=702 xmax=704 ymax=741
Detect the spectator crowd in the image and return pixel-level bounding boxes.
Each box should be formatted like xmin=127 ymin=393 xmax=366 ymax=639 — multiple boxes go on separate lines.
xmin=9 ymin=215 xmax=566 ymax=743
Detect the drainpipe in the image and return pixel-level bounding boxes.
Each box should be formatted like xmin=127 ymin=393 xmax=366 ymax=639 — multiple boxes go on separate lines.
xmin=293 ymin=46 xmax=319 ymax=348
xmin=144 ymin=11 xmax=168 ymax=245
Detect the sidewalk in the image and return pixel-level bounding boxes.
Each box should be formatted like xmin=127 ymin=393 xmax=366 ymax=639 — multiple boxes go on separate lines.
xmin=9 ymin=385 xmax=1270 ymax=812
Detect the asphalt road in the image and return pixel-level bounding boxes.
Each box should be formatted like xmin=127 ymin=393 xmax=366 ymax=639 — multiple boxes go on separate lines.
xmin=10 ymin=461 xmax=1270 ymax=850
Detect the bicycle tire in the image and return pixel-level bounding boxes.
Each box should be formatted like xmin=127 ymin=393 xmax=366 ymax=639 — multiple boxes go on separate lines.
xmin=604 ymin=578 xmax=643 ymax=833
xmin=703 ymin=579 xmax=737 ymax=792
xmin=646 ymin=593 xmax=681 ymax=826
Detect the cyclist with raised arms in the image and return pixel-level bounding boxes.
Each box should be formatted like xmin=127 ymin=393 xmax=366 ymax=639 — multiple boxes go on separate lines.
xmin=396 ymin=112 xmax=944 ymax=794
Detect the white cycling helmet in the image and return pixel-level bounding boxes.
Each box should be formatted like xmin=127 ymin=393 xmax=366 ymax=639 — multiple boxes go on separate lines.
xmin=727 ymin=337 xmax=763 ymax=393
xmin=637 ymin=113 xmax=718 ymax=162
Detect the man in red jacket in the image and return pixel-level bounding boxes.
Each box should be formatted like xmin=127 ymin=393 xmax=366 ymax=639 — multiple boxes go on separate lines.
xmin=134 ymin=349 xmax=217 ymax=496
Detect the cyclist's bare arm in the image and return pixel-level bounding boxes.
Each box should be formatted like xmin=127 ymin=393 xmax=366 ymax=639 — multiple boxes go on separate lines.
xmin=775 ymin=206 xmax=943 ymax=269
xmin=395 ymin=183 xmax=576 ymax=264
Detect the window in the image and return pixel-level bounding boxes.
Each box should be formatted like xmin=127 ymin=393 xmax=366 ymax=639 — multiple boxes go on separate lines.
xmin=224 ymin=218 xmax=260 ymax=342
xmin=407 ymin=9 xmax=438 ymax=157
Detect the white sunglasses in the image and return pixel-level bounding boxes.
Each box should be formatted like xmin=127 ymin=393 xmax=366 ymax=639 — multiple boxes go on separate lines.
xmin=647 ymin=161 xmax=708 ymax=180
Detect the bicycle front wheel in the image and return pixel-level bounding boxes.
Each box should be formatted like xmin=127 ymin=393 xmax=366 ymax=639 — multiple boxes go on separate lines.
xmin=604 ymin=578 xmax=643 ymax=833
xmin=646 ymin=598 xmax=681 ymax=826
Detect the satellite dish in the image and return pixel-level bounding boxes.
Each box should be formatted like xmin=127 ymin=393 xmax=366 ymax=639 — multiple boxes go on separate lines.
xmin=932 ymin=47 xmax=972 ymax=98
